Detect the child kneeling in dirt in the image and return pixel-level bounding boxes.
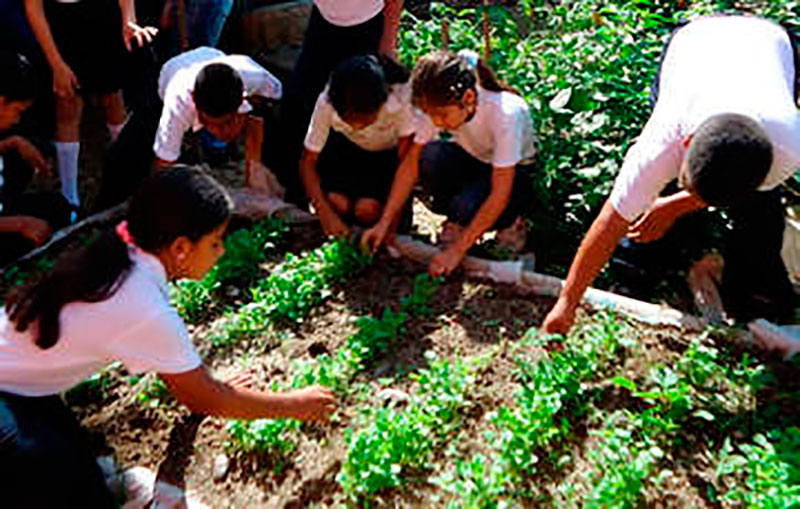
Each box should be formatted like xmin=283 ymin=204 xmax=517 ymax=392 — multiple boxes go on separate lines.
xmin=362 ymin=50 xmax=536 ymax=276
xmin=0 ymin=51 xmax=71 ymax=265
xmin=155 ymin=47 xmax=283 ymax=193
xmin=0 ymin=167 xmax=334 ymax=506
xmin=300 ymin=54 xmax=414 ymax=237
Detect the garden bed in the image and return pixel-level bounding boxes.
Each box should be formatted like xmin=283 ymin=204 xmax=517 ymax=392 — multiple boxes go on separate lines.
xmin=58 ymin=220 xmax=799 ymax=507
xmin=5 ymin=1 xmax=800 ymax=505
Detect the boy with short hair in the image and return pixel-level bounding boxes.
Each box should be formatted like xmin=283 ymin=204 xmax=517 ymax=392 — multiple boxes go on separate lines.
xmin=544 ymin=15 xmax=800 ymax=333
xmin=0 ymin=51 xmax=70 ymax=265
xmin=154 ymin=46 xmax=283 ymax=191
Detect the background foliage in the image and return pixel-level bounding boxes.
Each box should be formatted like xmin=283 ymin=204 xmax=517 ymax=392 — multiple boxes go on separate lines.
xmin=399 ymin=0 xmax=800 ymax=280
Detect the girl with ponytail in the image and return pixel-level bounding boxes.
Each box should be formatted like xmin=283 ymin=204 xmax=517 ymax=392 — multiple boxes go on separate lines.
xmin=0 ymin=166 xmax=335 ymax=506
xmin=300 ymin=53 xmax=415 ymax=237
xmin=362 ymin=50 xmax=536 ymax=276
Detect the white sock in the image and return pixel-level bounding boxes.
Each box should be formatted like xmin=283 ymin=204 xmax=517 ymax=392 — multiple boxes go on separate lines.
xmin=107 ymin=121 xmax=125 ymax=143
xmin=55 ymin=141 xmax=80 ymax=207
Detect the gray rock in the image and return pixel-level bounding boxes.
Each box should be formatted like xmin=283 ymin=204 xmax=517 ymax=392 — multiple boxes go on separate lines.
xmin=213 ymin=454 xmax=230 ymax=482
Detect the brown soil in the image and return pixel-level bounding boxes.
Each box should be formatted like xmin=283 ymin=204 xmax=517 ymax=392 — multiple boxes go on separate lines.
xmin=65 ymin=221 xmax=732 ymax=508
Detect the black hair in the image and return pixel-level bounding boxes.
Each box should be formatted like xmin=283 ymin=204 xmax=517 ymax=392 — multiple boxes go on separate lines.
xmin=0 ymin=51 xmax=36 ymax=103
xmin=328 ymin=54 xmax=410 ymax=120
xmin=684 ymin=114 xmax=773 ymax=207
xmin=6 ymin=166 xmax=233 ymax=349
xmin=411 ymin=50 xmax=517 ymax=109
xmin=193 ymin=63 xmax=244 ymax=117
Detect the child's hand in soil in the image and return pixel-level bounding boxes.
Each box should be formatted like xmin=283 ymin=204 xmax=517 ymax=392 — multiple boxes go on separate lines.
xmin=361 ymin=219 xmax=390 ymax=253
xmin=286 ymin=386 xmax=336 ymax=422
xmin=543 ymin=296 xmax=576 ymax=335
xmin=319 ymin=207 xmax=350 ymax=238
xmin=428 ymin=245 xmax=466 ymax=277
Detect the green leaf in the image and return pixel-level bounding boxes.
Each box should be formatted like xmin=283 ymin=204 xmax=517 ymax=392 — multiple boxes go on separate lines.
xmin=612 ymin=376 xmax=637 ymax=391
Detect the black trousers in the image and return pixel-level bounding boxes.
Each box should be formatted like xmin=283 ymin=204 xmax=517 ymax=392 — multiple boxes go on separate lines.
xmin=0 ymin=392 xmax=116 ymax=507
xmin=419 ymin=141 xmax=531 ymax=231
xmin=271 ymin=6 xmax=384 ymax=207
xmin=93 ymin=45 xmax=163 ymax=212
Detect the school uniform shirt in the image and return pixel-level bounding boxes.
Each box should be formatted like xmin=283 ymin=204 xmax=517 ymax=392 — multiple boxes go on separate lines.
xmin=609 ymin=15 xmax=800 ymax=223
xmin=154 ymin=46 xmax=283 ymax=162
xmin=314 ymin=0 xmax=383 ymax=27
xmin=414 ymin=87 xmax=536 ymax=168
xmin=304 ymin=82 xmax=415 ymax=153
xmin=0 ymin=249 xmax=202 ymax=397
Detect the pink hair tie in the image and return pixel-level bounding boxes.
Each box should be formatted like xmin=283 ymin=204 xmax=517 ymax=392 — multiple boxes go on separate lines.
xmin=116 ymin=220 xmax=136 ymax=246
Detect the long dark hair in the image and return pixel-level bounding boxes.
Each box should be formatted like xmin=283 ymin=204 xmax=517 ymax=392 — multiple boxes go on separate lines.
xmin=5 ymin=166 xmax=233 ymax=349
xmin=328 ymin=53 xmax=410 ymax=120
xmin=411 ymin=50 xmax=517 ymax=109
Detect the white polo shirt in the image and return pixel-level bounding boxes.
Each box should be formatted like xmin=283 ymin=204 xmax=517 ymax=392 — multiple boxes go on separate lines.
xmin=314 ymin=0 xmax=383 ymax=27
xmin=154 ymin=47 xmax=283 ymax=162
xmin=609 ymin=16 xmax=800 ymax=222
xmin=414 ymin=87 xmax=536 ymax=167
xmin=304 ymin=82 xmax=415 ymax=153
xmin=0 ymin=249 xmax=202 ymax=397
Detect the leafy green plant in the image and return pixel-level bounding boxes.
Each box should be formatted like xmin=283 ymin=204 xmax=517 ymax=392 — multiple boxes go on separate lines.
xmin=226 ymin=416 xmax=301 ymax=474
xmin=338 ymin=353 xmax=476 ymax=499
xmin=432 ymin=454 xmax=510 ymax=509
xmin=490 ymin=313 xmax=628 ymax=480
xmin=170 ymin=276 xmax=216 ymax=323
xmin=212 ymin=238 xmax=372 ymax=344
xmin=214 ymin=218 xmax=287 ymax=285
xmin=130 ymin=373 xmax=171 ymax=409
xmin=227 ymin=276 xmax=443 ymax=462
xmin=338 ymin=406 xmax=432 ymax=497
xmin=170 ymin=218 xmax=287 ymax=323
xmin=583 ymin=411 xmax=667 ymax=508
xmin=716 ymin=427 xmax=800 ymax=508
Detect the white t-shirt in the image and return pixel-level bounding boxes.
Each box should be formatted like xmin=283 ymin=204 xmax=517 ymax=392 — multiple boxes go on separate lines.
xmin=314 ymin=0 xmax=383 ymax=26
xmin=154 ymin=47 xmax=283 ymax=162
xmin=610 ymin=16 xmax=800 ymax=222
xmin=304 ymin=82 xmax=415 ymax=153
xmin=415 ymin=87 xmax=536 ymax=167
xmin=0 ymin=249 xmax=202 ymax=397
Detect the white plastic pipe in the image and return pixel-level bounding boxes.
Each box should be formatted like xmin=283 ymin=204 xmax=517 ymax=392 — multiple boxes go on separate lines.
xmin=392 ymin=235 xmax=706 ymax=331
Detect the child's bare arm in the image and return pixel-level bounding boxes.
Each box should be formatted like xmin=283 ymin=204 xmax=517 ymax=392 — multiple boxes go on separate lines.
xmin=0 ymin=216 xmax=52 ymax=245
xmin=361 ymin=141 xmax=423 ymax=252
xmin=25 ymin=0 xmax=79 ymax=98
xmin=244 ymin=115 xmax=264 ymax=164
xmin=119 ymin=0 xmax=158 ymax=51
xmin=299 ymin=149 xmax=348 ymax=237
xmin=428 ymin=165 xmax=514 ymax=276
xmin=160 ymin=366 xmax=336 ymax=421
xmin=456 ymin=165 xmax=514 ymax=251
xmin=380 ymin=0 xmax=404 ymax=58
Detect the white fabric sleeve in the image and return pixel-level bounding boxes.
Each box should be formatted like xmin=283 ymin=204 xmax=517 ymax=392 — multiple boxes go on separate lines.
xmin=107 ymin=309 xmax=202 ymax=375
xmin=492 ymin=106 xmax=526 ymax=167
xmin=230 ymin=55 xmax=283 ymax=100
xmin=609 ymin=112 xmax=684 ymax=222
xmin=153 ymin=87 xmax=195 ymax=162
xmin=304 ymin=92 xmax=334 ymax=153
xmin=398 ymin=101 xmax=416 ymax=138
xmin=413 ymin=112 xmax=437 ymax=145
